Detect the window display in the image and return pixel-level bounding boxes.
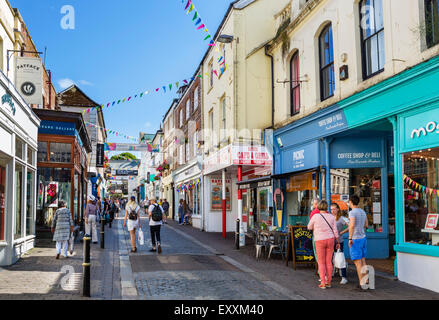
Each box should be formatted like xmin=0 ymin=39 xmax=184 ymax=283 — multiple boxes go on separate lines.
xmin=14 ymin=164 xmax=23 ymax=240
xmin=210 ymin=179 xmax=231 ymax=211
xmin=285 ymin=172 xmax=319 ymax=219
xmin=15 ymin=138 xmax=24 ymax=160
xmin=257 ymin=188 xmax=271 ymax=227
xmin=331 ymin=168 xmax=383 ymax=233
xmin=403 ymin=147 xmax=439 ymax=246
xmin=26 ymin=170 xmax=35 ymax=236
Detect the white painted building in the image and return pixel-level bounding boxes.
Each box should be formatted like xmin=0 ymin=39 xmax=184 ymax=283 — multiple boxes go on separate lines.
xmin=0 ymin=0 xmax=40 ymax=266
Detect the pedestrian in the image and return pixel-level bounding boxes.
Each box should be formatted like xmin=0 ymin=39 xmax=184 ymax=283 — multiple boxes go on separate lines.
xmin=331 ymin=203 xmax=349 ymax=285
xmin=310 ymin=197 xmax=321 ymax=268
xmin=124 ymin=196 xmax=141 ymax=253
xmin=348 ymin=195 xmax=369 ymax=290
xmin=183 ymin=201 xmax=192 ymax=225
xmin=308 ymin=200 xmax=340 ymax=289
xmin=148 ymin=198 xmax=165 ymax=253
xmin=103 ymin=198 xmax=110 ymax=223
xmin=51 ymin=200 xmax=74 ymax=259
xmin=162 ymin=199 xmax=170 ymax=224
xmin=96 ymin=196 xmax=102 ymax=223
xmin=178 ymin=199 xmax=185 ymax=225
xmin=109 ymin=199 xmax=118 ymax=228
xmin=85 ymin=195 xmax=99 ymax=244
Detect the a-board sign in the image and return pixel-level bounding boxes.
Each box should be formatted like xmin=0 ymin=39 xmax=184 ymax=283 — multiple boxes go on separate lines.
xmin=286 ymin=226 xmax=316 ymax=270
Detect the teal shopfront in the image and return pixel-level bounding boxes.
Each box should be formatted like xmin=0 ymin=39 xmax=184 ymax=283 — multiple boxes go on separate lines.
xmin=273 ymin=104 xmax=394 ymax=260
xmin=337 ymin=55 xmax=439 ymax=292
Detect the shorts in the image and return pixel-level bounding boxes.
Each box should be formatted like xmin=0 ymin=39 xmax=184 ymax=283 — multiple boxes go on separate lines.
xmin=350 ymin=237 xmax=367 ymax=261
xmin=127 ymin=219 xmax=139 ymax=231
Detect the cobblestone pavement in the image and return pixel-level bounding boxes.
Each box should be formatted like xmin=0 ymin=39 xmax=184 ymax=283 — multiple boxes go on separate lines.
xmin=166 ymin=220 xmax=439 ymax=300
xmin=0 ymin=220 xmax=121 ymax=300
xmin=118 ymin=212 xmax=303 ymax=300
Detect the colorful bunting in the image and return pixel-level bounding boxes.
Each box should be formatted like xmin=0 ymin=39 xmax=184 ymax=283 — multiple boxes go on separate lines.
xmin=404 ymin=174 xmax=439 ymax=199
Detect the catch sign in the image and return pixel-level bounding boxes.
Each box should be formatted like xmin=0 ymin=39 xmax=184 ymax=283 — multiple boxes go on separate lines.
xmin=286 ymin=226 xmax=316 ymax=270
xmin=15 ymin=56 xmax=43 ymax=105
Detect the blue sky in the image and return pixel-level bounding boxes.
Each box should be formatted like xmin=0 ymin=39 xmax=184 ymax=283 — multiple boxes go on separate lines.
xmin=11 ymin=0 xmax=232 ymax=145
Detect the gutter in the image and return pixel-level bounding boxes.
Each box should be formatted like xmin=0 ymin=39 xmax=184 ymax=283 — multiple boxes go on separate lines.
xmin=265 ymin=45 xmax=274 ymax=129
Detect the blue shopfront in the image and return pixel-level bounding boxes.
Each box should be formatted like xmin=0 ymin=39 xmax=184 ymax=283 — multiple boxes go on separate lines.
xmin=273 ymin=104 xmax=395 ymax=259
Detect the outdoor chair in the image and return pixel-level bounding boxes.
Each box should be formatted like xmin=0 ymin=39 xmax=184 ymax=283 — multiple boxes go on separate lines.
xmin=267 ymin=232 xmax=287 ymax=260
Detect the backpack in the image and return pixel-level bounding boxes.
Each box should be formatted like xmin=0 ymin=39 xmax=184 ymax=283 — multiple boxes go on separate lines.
xmin=151 ymin=204 xmax=163 ymax=222
xmin=128 ymin=206 xmax=138 ymax=220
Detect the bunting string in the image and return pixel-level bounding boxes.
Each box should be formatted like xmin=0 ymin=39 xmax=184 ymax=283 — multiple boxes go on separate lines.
xmin=85 ymin=122 xmax=139 ymax=143
xmin=403 ymin=174 xmax=439 ymax=198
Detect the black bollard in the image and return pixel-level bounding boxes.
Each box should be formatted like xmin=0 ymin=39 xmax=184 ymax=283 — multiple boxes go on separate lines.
xmin=82 ymin=236 xmax=91 ymax=297
xmin=235 ymin=219 xmax=240 ymax=250
xmin=100 ymin=218 xmax=105 ymax=249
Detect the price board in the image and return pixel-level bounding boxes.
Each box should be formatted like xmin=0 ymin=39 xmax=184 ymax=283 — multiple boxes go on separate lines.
xmin=286 ymin=226 xmax=316 ymax=270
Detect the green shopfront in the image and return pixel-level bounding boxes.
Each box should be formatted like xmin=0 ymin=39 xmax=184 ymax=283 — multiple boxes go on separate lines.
xmin=339 ymin=56 xmax=439 ymax=293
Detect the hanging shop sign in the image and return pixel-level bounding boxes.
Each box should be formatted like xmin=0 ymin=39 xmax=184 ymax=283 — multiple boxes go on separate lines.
xmin=96 ymin=143 xmax=105 ymax=168
xmin=286 ymin=172 xmax=318 ymax=192
xmin=330 ymin=138 xmax=385 ymax=168
xmin=15 ymin=56 xmax=43 ymax=105
xmin=104 ymin=143 xmax=159 ymax=153
xmin=210 ymin=178 xmax=231 ymax=211
xmin=115 ymin=170 xmax=138 ymax=176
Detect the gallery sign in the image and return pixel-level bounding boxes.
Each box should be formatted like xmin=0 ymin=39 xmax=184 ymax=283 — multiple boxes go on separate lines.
xmin=15 ymin=56 xmax=43 ymax=105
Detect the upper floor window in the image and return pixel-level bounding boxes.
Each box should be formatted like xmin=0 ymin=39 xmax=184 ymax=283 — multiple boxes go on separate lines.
xmin=186 ymin=98 xmax=191 ymax=121
xmin=425 ymin=0 xmax=439 ymax=48
xmin=209 ymin=62 xmax=214 ymax=88
xmin=194 ymin=87 xmax=199 ymax=110
xmin=290 ymin=52 xmax=300 ymax=116
xmin=360 ymin=0 xmax=385 ymax=79
xmin=180 ymin=109 xmax=183 ymax=128
xmin=319 ymin=24 xmax=335 ymax=101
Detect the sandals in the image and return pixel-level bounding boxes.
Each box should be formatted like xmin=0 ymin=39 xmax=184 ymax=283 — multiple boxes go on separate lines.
xmin=130 ymin=247 xmax=137 ymax=253
xmin=318 ymin=283 xmax=326 ymax=289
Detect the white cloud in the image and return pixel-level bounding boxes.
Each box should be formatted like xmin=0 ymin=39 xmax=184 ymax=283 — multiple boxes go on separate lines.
xmin=58 ymin=78 xmax=75 ymax=89
xmin=144 ymin=122 xmax=152 ymax=128
xmin=79 ymin=80 xmax=93 ymax=86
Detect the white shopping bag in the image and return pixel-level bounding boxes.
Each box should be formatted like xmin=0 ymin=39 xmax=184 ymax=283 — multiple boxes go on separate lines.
xmin=138 ymin=229 xmax=145 ymax=246
xmin=333 ymin=249 xmax=347 ymax=269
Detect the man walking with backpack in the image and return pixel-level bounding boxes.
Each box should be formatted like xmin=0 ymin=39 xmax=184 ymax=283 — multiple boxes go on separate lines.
xmin=148 ymin=198 xmax=165 ymax=254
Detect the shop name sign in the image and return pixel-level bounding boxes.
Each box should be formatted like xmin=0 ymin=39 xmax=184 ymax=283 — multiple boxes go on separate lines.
xmin=15 ymin=56 xmax=43 ymax=105
xmin=318 ymin=112 xmax=346 ymax=132
xmin=410 ymin=121 xmax=439 ymax=140
xmin=1 ymin=93 xmax=15 ymax=115
xmin=231 ymin=145 xmax=272 ymax=166
xmin=331 ymin=138 xmax=384 ymax=168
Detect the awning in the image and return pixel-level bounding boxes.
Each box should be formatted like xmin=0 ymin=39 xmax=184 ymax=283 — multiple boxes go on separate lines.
xmin=237 ymin=176 xmax=272 ymax=190
xmin=270 ymin=167 xmax=320 ymax=180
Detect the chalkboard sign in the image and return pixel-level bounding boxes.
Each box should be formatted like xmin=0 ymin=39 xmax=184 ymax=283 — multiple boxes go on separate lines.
xmin=286 ymin=226 xmax=316 ymax=270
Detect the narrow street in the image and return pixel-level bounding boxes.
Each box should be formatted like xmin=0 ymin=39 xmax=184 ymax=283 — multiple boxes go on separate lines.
xmin=1 ymin=209 xmax=439 ymax=300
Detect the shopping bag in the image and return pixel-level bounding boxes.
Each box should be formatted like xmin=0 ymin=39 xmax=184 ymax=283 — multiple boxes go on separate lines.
xmin=333 ymin=249 xmax=346 ymax=269
xmin=138 ymin=229 xmax=145 ymax=246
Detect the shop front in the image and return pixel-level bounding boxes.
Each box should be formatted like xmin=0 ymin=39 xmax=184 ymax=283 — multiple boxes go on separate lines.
xmin=173 ymin=158 xmax=203 ymax=229
xmin=0 ymin=72 xmax=40 ymax=266
xmin=34 ymin=110 xmax=91 ymax=238
xmin=274 ymin=104 xmax=394 ymax=259
xmin=161 ymin=174 xmax=174 ymax=220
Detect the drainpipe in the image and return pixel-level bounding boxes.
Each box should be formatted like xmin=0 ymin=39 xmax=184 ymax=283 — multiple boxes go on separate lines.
xmin=265 ymin=45 xmax=275 ymax=130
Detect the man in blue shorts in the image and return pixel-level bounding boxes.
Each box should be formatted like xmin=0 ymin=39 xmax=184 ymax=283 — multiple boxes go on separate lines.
xmin=348 ymin=195 xmax=369 ymax=290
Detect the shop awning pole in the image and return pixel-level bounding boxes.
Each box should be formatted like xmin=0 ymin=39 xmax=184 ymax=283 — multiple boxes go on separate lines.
xmin=238 ymin=165 xmax=245 ymax=247
xmin=222 ymin=169 xmax=226 ymax=239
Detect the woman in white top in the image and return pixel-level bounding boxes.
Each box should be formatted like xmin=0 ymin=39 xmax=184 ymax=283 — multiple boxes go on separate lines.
xmin=124 ymin=196 xmax=141 ymax=253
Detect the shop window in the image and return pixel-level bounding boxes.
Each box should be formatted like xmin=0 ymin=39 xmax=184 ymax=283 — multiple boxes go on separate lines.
xmin=425 ymin=0 xmax=439 ymax=48
xmin=330 ymin=168 xmax=383 ymax=233
xmin=257 ymin=188 xmax=271 ymax=227
xmin=14 ymin=163 xmax=23 ymax=240
xmin=36 ymin=168 xmax=72 ymax=227
xmin=403 ymin=147 xmax=439 ymax=245
xmin=0 ymin=163 xmax=6 ymax=241
xmin=37 ymin=141 xmax=48 ymax=162
xmin=319 ymin=24 xmax=335 ymax=101
xmin=49 ymin=143 xmax=71 ymax=163
xmin=27 ymin=147 xmax=36 ymax=166
xmin=285 ymin=172 xmax=319 ymax=225
xmin=15 ymin=137 xmax=24 ymax=160
xmin=26 ymin=170 xmax=35 ymax=236
xmin=360 ymin=0 xmax=385 ymax=79
xmin=290 ymin=52 xmax=300 ymax=115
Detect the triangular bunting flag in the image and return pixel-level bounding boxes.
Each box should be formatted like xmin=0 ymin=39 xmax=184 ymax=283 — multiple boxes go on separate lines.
xmin=192 ymin=11 xmax=198 ymax=21
xmin=184 ymin=0 xmax=191 ymax=11
xmin=197 ymin=24 xmax=205 ymax=30
xmin=195 ymin=18 xmax=202 ymax=26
